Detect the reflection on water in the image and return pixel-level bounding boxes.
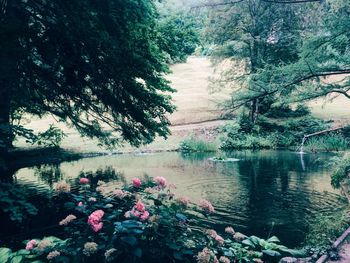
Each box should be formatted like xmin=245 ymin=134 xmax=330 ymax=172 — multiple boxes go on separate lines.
xmin=3 ymin=150 xmax=347 ymax=247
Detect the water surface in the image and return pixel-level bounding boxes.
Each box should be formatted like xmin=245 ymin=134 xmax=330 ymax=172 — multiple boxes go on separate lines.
xmin=4 ymin=150 xmax=346 ymax=248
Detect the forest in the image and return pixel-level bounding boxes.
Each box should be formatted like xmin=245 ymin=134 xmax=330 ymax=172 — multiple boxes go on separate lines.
xmin=0 ymin=0 xmax=350 ymax=262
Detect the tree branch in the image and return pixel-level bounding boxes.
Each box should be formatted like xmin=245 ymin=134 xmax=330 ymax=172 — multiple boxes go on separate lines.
xmin=227 ymin=69 xmax=350 ymax=111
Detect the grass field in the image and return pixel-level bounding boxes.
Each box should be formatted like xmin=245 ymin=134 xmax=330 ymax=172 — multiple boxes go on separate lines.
xmin=15 ymin=57 xmax=350 ymax=153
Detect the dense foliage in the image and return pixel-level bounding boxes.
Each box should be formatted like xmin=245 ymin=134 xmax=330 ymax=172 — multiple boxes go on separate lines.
xmin=0 ymin=176 xmax=305 ymax=263
xmin=204 ymin=0 xmax=349 ymax=118
xmin=0 ymin=0 xmax=176 ymax=153
xmin=218 ymin=106 xmax=337 ymax=150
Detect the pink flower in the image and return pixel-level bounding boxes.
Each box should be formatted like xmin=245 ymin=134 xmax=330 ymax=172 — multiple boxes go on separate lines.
xmin=25 ymin=239 xmax=37 ymax=250
xmin=54 ymin=182 xmax=71 ymax=194
xmin=124 ymin=200 xmax=150 ymax=221
xmin=225 ymin=227 xmax=235 ymax=235
xmin=88 ymin=210 xmax=104 ymax=232
xmin=78 ymin=202 xmax=83 ymax=207
xmin=154 ymin=176 xmax=167 ymax=188
xmin=177 ymin=196 xmax=190 ymax=207
xmin=132 ymin=178 xmax=142 ymax=188
xmin=199 ymin=199 xmax=215 ymax=214
xmin=91 ymin=222 xmax=103 ymax=232
xmin=47 ymin=250 xmax=60 ymax=260
xmin=215 ymin=235 xmax=224 ymax=245
xmin=207 ymin=229 xmax=217 ymax=239
xmin=131 ymin=210 xmax=141 ymax=217
xmin=79 ymin=178 xmax=89 ymax=184
xmin=135 ymin=200 xmax=145 ymax=212
xmin=140 ymin=211 xmax=150 ymax=221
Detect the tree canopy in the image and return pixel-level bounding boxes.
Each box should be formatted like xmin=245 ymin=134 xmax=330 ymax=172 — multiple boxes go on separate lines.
xmin=0 ymin=0 xmax=176 ymax=152
xmin=202 ymin=0 xmax=350 ymax=120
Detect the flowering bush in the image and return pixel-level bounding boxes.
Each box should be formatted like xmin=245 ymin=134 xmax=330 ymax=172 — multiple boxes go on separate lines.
xmin=0 ymin=176 xmax=305 ymax=263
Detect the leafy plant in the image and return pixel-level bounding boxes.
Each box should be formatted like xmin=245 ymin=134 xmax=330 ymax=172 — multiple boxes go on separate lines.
xmin=0 ymin=183 xmax=38 ymax=223
xmin=0 ymin=176 xmax=299 ymax=262
xmin=180 ymin=138 xmax=217 ymax=152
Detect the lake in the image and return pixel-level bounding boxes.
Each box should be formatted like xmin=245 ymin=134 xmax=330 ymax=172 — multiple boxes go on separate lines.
xmin=1 ymin=150 xmax=346 ymax=248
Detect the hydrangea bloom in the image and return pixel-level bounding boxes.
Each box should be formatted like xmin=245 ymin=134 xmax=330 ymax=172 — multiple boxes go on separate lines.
xmin=196 ymin=247 xmax=216 ymax=263
xmin=59 ymin=214 xmax=77 ymax=226
xmin=25 ymin=239 xmax=37 ymax=250
xmin=47 ymin=250 xmax=60 ymax=260
xmin=177 ymin=196 xmax=190 ymax=207
xmin=225 ymin=226 xmax=235 ymax=235
xmin=125 ymin=200 xmax=150 ymax=221
xmin=199 ymin=199 xmax=215 ymax=214
xmin=132 ymin=178 xmax=142 ymax=188
xmin=83 ymin=242 xmax=98 ymax=256
xmin=37 ymin=239 xmax=52 ymax=251
xmin=79 ymin=178 xmax=89 ymax=184
xmin=154 ymin=176 xmax=167 ymax=188
xmin=88 ymin=210 xmax=104 ymax=232
xmin=207 ymin=229 xmax=224 ymax=245
xmin=219 ymin=256 xmax=230 ymax=263
xmin=54 ymin=182 xmax=71 ymax=194
xmin=105 ymin=248 xmax=117 ymax=261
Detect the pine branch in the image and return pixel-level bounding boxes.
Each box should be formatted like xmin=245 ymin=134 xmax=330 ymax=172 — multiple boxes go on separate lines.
xmin=228 ymin=69 xmax=350 ymax=111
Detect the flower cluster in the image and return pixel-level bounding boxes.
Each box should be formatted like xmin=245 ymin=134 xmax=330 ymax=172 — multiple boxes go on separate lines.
xmin=199 ymin=199 xmax=215 ymax=214
xmin=79 ymin=177 xmax=89 ymax=184
xmin=25 ymin=239 xmax=37 ymax=250
xmin=37 ymin=239 xmax=52 ymax=251
xmin=54 ymin=181 xmax=71 ymax=194
xmin=125 ymin=200 xmax=150 ymax=221
xmin=154 ymin=176 xmax=167 ymax=188
xmin=83 ymin=242 xmax=98 ymax=256
xmin=177 ymin=196 xmax=190 ymax=207
xmin=196 ymin=247 xmax=218 ymax=263
xmin=59 ymin=214 xmax=77 ymax=226
xmin=132 ymin=178 xmax=142 ymax=188
xmin=207 ymin=230 xmax=224 ymax=245
xmin=47 ymin=250 xmax=60 ymax=260
xmin=87 ymin=210 xmax=104 ymax=232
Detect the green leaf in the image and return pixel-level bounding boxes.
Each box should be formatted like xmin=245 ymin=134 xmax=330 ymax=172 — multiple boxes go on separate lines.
xmin=121 ymin=236 xmax=137 ymax=246
xmin=267 ymin=236 xmax=280 ymax=243
xmin=10 ymin=256 xmax=22 ymax=263
xmin=262 ymin=249 xmax=281 ymax=257
xmin=15 ymin=251 xmax=27 ymax=257
xmin=241 ymin=239 xmax=256 ymax=248
xmin=279 ymin=247 xmax=307 ymax=257
xmin=0 ymin=247 xmax=12 ymax=263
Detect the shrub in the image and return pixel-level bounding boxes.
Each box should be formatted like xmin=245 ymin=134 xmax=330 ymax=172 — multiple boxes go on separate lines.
xmin=0 ymin=177 xmax=305 ymax=262
xmin=304 ymin=134 xmax=350 ymax=152
xmin=179 ymin=138 xmax=217 ymax=152
xmin=305 ymin=210 xmax=349 ymax=248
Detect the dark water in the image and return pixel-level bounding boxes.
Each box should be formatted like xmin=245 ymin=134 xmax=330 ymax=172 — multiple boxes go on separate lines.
xmin=1 ymin=150 xmax=346 ymax=248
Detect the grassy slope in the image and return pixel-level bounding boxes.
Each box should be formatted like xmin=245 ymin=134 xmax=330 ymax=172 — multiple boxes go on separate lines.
xmin=15 ymin=57 xmax=231 ymax=153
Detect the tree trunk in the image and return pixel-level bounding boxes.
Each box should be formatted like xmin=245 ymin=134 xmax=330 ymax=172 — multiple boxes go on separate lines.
xmin=0 ymin=84 xmax=13 ymax=164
